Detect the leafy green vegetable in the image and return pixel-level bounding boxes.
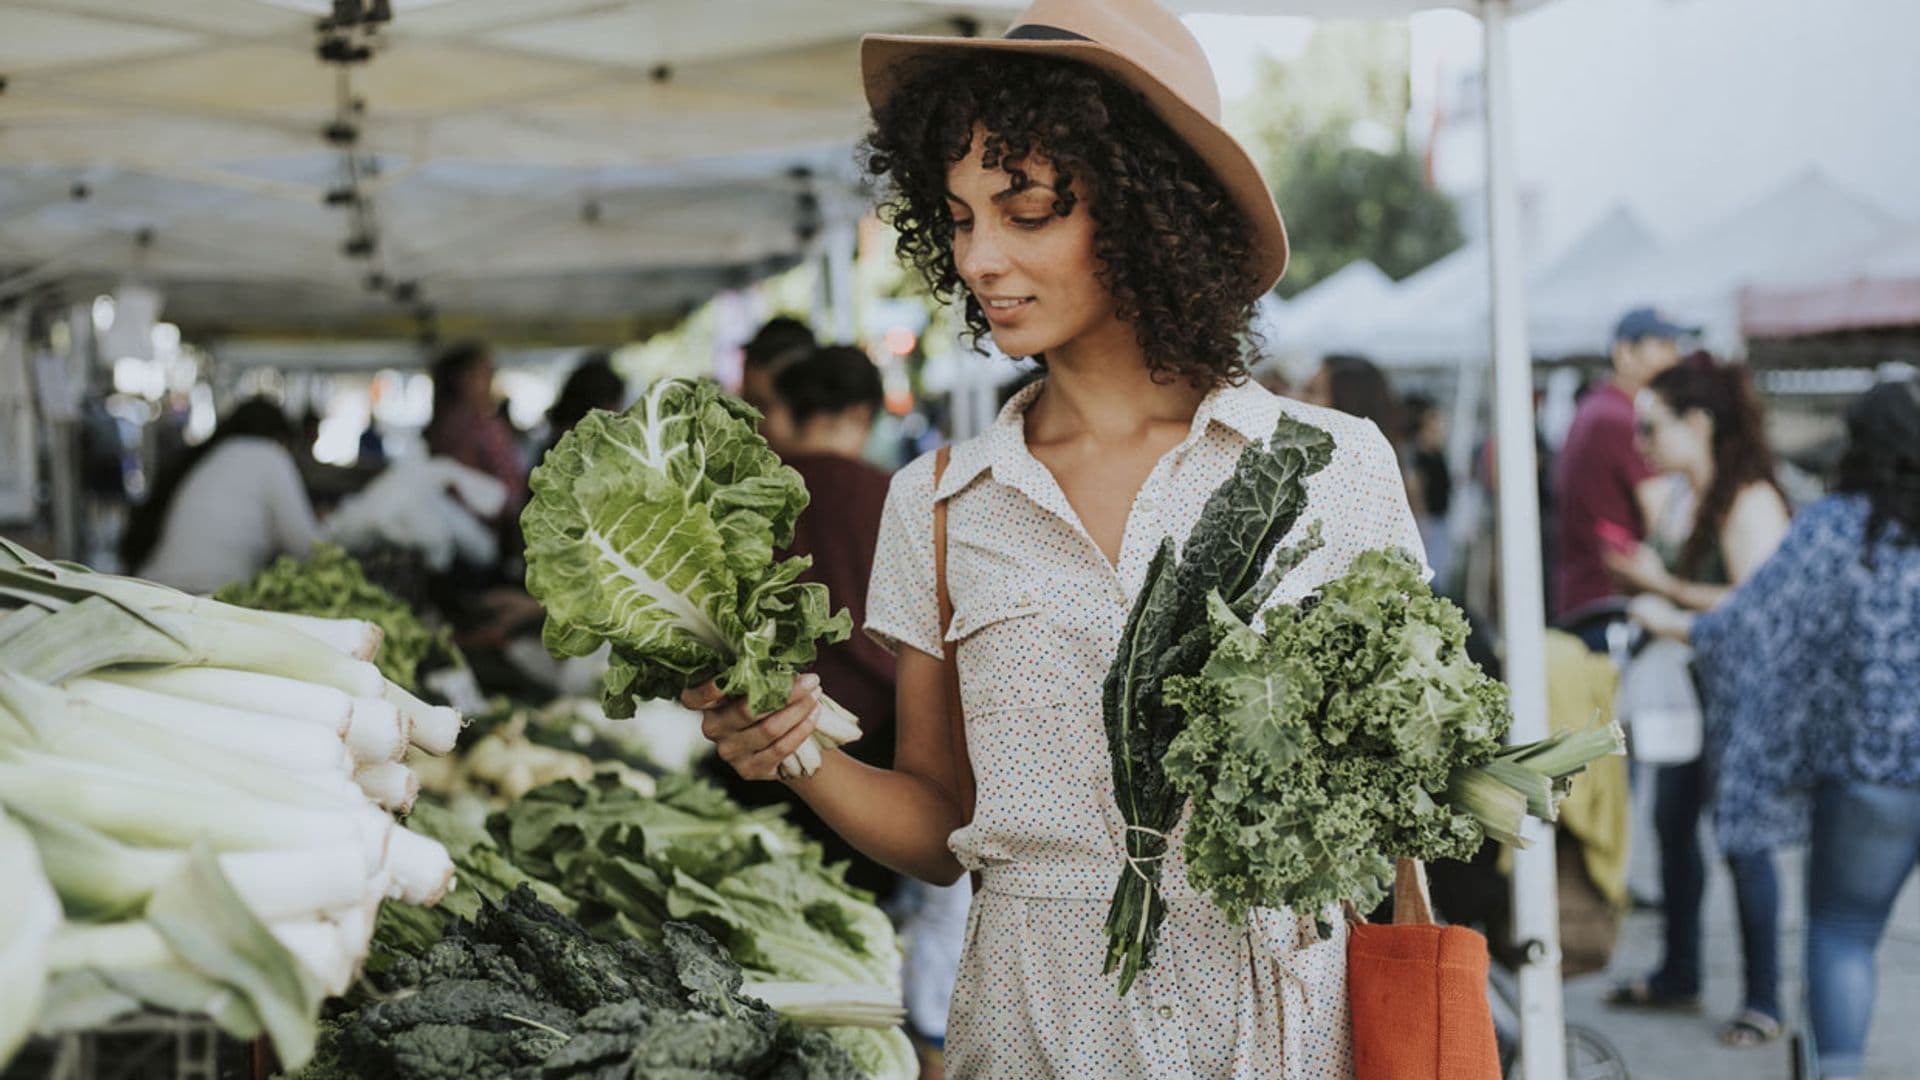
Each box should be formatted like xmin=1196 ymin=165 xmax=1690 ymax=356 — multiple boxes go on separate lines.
xmin=1164 ymin=550 xmax=1621 ymax=929
xmin=306 ymin=886 xmax=858 ymax=1080
xmin=217 ymin=543 xmax=457 ymax=691
xmin=523 ymin=379 xmax=843 ymax=716
xmin=381 ymin=776 xmax=915 ymax=1078
xmin=521 ymin=379 xmax=862 ymax=778
xmin=1101 ymin=415 xmax=1333 ymax=994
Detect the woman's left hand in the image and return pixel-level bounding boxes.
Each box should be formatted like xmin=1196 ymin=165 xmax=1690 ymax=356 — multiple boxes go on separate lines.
xmin=1604 ymin=541 xmax=1672 ymax=597
xmin=1628 ymin=593 xmax=1692 ymax=642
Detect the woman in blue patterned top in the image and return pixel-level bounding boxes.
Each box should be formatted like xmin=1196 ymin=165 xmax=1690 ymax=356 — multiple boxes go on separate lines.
xmin=1629 ymin=378 xmax=1920 ymax=1080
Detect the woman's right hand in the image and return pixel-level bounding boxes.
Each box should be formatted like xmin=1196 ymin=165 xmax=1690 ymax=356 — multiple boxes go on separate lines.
xmin=680 ymin=673 xmax=822 ymax=781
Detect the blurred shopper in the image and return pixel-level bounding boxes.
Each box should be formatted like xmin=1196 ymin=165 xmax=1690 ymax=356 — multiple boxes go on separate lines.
xmin=539 ymin=351 xmax=627 ymax=461
xmin=424 ymin=341 xmax=526 ymax=517
xmin=1303 ymin=354 xmax=1425 ymax=550
xmin=1632 ymin=379 xmax=1920 ymax=1078
xmin=1405 ymin=392 xmax=1454 ymax=583
xmin=1604 ymin=353 xmax=1791 ymax=1047
xmin=737 ymin=315 xmax=816 ymax=433
xmin=1552 ymin=307 xmax=1695 ymax=643
xmin=713 ymin=344 xmax=900 ymax=901
xmin=124 ymin=396 xmax=319 ymax=594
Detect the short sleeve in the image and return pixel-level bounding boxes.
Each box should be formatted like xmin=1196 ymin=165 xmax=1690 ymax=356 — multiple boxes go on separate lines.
xmin=863 ymin=452 xmax=943 ymax=659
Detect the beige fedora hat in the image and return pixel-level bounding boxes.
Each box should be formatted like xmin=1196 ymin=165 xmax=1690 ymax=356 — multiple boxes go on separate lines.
xmin=862 ymin=0 xmax=1288 ymax=297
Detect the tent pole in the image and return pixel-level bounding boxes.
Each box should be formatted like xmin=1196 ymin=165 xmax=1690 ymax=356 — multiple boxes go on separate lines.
xmin=1480 ymin=3 xmax=1567 ymax=1079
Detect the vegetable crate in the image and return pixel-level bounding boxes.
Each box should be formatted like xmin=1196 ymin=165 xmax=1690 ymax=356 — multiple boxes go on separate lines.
xmin=0 ymin=1014 xmax=258 ymax=1080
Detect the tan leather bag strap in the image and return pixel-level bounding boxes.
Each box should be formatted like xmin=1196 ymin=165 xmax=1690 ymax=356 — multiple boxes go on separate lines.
xmin=1391 ymin=858 xmax=1436 ymax=925
xmin=932 ymin=446 xmax=976 ymax=826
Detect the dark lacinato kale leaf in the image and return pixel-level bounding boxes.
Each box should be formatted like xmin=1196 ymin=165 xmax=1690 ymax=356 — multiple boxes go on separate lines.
xmin=297 ymin=886 xmax=861 ymax=1080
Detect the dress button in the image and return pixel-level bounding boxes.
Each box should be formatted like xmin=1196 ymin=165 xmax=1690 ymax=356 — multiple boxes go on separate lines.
xmin=1157 ymin=1005 xmax=1174 ymax=1020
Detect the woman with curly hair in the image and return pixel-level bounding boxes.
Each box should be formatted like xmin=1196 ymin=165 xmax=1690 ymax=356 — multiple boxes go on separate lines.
xmin=1632 ymin=378 xmax=1920 ymax=1079
xmin=1603 ymin=353 xmax=1792 ymax=1046
xmin=684 ymin=3 xmax=1423 ymax=1075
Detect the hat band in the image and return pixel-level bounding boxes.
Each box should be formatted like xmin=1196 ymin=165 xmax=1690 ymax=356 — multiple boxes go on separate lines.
xmin=1005 ymin=24 xmax=1092 ymax=43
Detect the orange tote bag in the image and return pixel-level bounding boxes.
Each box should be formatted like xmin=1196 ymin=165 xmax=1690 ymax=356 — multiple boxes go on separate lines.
xmin=1347 ymin=859 xmax=1501 ymax=1080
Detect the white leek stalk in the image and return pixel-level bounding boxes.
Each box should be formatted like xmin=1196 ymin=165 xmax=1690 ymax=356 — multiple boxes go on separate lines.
xmin=383 ymin=826 xmax=454 ymax=906
xmin=354 ymin=761 xmax=419 ymax=813
xmin=381 ymin=680 xmax=462 ymax=754
xmin=742 ymin=981 xmax=907 ymax=1028
xmin=63 ymin=678 xmax=355 ymax=775
xmin=96 ymin=668 xmax=412 ymax=766
xmin=0 ymin=812 xmax=58 ymax=1064
xmin=0 ymin=753 xmax=390 ymax=875
xmin=14 ymin=806 xmax=367 ymax=923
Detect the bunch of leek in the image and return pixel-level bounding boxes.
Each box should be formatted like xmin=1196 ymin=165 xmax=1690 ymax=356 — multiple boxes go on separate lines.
xmin=0 ymin=541 xmax=466 ymax=1071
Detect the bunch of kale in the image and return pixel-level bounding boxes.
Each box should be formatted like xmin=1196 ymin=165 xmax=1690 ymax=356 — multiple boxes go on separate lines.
xmin=301 ymin=886 xmax=858 ymax=1080
xmin=1100 ymin=415 xmax=1334 ymax=996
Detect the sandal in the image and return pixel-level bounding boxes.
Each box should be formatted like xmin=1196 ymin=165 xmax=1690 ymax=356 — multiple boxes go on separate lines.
xmin=1603 ymin=977 xmax=1702 ymax=1013
xmin=1717 ymin=1009 xmax=1784 ymax=1047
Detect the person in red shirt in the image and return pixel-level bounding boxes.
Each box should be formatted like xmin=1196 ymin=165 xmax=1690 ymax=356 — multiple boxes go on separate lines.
xmin=1551 ymin=307 xmax=1697 ymax=646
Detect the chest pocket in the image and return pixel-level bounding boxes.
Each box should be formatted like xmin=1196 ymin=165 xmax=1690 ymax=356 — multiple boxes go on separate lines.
xmin=945 ymin=585 xmax=1054 ymax=714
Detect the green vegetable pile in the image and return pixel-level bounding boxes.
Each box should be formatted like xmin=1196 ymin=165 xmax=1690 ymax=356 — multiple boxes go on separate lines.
xmin=522 ymin=378 xmax=859 ymax=778
xmin=376 ymin=775 xmax=915 ymax=1079
xmin=299 ymin=885 xmax=859 ymax=1080
xmin=218 ymin=543 xmax=456 ymax=691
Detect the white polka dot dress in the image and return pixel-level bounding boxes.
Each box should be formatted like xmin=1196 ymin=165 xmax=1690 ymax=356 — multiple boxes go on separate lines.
xmin=866 ymin=378 xmax=1429 ymax=1080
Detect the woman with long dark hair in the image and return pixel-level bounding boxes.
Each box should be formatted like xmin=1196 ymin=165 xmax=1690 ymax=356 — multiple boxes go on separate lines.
xmin=124 ymin=396 xmax=319 ymax=593
xmin=1604 ymin=352 xmax=1791 ymax=1046
xmin=425 ymin=341 xmax=526 ymax=516
xmin=1633 ymin=378 xmax=1920 ymax=1078
xmin=679 ymin=2 xmax=1426 ymax=1074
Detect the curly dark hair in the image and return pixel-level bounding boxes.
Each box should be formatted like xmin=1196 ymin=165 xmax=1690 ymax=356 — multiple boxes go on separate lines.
xmin=1837 ymin=378 xmax=1920 ymax=559
xmin=861 ymin=52 xmax=1263 ymax=389
xmin=1647 ymin=352 xmax=1784 ymax=577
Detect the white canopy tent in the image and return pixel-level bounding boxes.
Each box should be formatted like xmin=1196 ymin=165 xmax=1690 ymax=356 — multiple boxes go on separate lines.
xmin=1586 ymin=170 xmax=1902 ymax=353
xmin=2 ymin=1 xmax=1570 ymax=1073
xmin=0 ymin=0 xmax=1023 ymax=338
xmin=1355 ymin=203 xmax=1659 ymax=367
xmin=1266 ymin=258 xmax=1397 ymax=358
xmin=1741 ymin=220 xmax=1920 ymax=339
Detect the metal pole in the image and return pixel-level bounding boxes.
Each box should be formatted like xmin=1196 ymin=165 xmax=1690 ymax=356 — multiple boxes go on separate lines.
xmin=824 ymin=216 xmax=859 ymax=344
xmin=1480 ymin=3 xmax=1567 ymax=1078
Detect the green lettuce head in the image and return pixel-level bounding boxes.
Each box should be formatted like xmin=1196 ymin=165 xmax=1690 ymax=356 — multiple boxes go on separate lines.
xmin=522 ymin=378 xmax=850 ymax=718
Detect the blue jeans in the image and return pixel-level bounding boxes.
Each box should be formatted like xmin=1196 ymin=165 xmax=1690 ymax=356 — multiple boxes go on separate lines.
xmin=1806 ymin=779 xmax=1920 ymax=1078
xmin=1648 ymin=757 xmax=1781 ymax=1019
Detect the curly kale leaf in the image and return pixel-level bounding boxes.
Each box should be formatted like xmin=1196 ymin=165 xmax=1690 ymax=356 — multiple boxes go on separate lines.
xmin=1166 ymin=550 xmax=1512 ymax=925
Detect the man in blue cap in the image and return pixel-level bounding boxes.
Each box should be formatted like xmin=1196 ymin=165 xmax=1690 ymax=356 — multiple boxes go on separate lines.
xmin=1552 ymin=305 xmax=1700 ymax=644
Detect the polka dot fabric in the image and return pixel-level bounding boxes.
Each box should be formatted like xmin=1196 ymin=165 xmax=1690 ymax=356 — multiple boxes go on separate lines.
xmin=865 ymin=378 xmax=1428 ymax=1080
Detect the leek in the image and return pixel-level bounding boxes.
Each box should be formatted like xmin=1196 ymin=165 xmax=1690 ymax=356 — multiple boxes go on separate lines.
xmin=0 ymin=812 xmax=58 ymax=1065
xmin=742 ymin=981 xmax=907 ymax=1029
xmin=64 ymin=678 xmax=355 ymax=775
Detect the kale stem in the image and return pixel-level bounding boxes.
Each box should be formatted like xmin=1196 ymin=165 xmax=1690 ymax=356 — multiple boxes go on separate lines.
xmin=502 ymin=1013 xmax=570 ymax=1041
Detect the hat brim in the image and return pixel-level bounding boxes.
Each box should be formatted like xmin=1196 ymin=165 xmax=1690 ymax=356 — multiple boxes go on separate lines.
xmin=861 ymin=34 xmax=1289 ymax=297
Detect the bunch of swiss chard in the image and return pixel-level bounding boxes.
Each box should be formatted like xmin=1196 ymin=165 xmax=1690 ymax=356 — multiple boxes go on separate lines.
xmin=1100 ymin=421 xmax=1622 ymax=996
xmin=522 ymin=378 xmax=860 ymax=778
